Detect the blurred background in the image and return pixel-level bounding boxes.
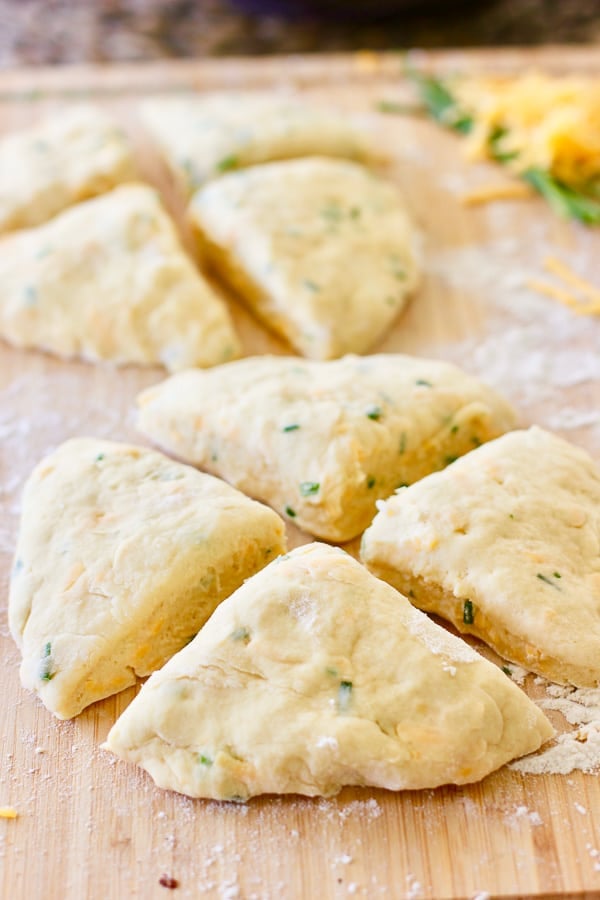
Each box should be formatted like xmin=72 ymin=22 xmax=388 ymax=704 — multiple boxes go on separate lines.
xmin=0 ymin=0 xmax=598 ymax=67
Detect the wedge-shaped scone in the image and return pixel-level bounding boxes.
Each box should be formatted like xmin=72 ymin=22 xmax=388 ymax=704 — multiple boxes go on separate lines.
xmin=137 ymin=354 xmax=516 ymax=541
xmin=0 ymin=183 xmax=240 ymax=370
xmin=104 ymin=543 xmax=552 ymax=800
xmin=362 ymin=426 xmax=600 ymax=687
xmin=9 ymin=438 xmax=286 ymax=719
xmin=0 ymin=105 xmax=137 ymax=233
xmin=140 ymin=92 xmax=372 ymax=196
xmin=189 ymin=157 xmax=420 ymax=359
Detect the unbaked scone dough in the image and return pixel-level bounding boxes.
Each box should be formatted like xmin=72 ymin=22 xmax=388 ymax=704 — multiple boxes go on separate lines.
xmin=103 ymin=543 xmax=552 ymax=800
xmin=9 ymin=438 xmax=286 ymax=719
xmin=140 ymin=92 xmax=373 ymax=196
xmin=361 ymin=426 xmax=600 ymax=687
xmin=0 ymin=105 xmax=136 ymax=233
xmin=0 ymin=183 xmax=240 ymax=370
xmin=188 ymin=157 xmax=419 ymax=359
xmin=136 ymin=354 xmax=516 ymax=542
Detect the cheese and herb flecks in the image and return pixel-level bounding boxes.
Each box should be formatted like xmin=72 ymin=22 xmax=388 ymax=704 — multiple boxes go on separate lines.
xmin=406 ymin=69 xmax=600 ymax=225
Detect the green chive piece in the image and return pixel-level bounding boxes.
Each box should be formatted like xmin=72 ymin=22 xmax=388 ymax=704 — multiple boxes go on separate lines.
xmin=463 ymin=600 xmax=474 ymax=625
xmin=445 ymin=455 xmax=459 ymax=466
xmin=230 ymin=627 xmax=251 ymax=643
xmin=299 ymin=481 xmax=320 ymax=496
xmin=471 ymin=436 xmax=482 ymax=447
xmin=366 ymin=405 xmax=382 ymax=420
xmin=285 ymin=506 xmax=297 ymax=518
xmin=349 ymin=206 xmax=361 ymax=219
xmin=337 ymin=680 xmax=353 ymax=713
xmin=396 ymin=482 xmax=408 ymax=489
xmin=198 ymin=754 xmax=213 ymax=766
xmin=407 ymin=70 xmax=473 ymax=134
xmin=283 ymin=424 xmax=300 ymax=432
xmin=553 ymin=572 xmax=562 ymax=579
xmin=415 ymin=379 xmax=433 ymax=387
xmin=450 ymin=424 xmax=459 ymax=435
xmin=523 ymin=168 xmax=600 ymax=226
xmin=39 ymin=642 xmax=54 ymax=681
xmin=303 ymin=279 xmax=320 ymax=292
xmin=537 ymin=573 xmax=561 ymax=590
xmin=215 ymin=155 xmax=238 ymax=173
xmin=366 ymin=475 xmax=376 ymax=489
xmin=95 ymin=453 xmax=105 ymax=462
xmin=501 ymin=665 xmax=512 ymax=678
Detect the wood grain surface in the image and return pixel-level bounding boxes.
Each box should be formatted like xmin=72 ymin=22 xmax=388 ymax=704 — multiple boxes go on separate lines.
xmin=1 ymin=49 xmax=600 ymax=900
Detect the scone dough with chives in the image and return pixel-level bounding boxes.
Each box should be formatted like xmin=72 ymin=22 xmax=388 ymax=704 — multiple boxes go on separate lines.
xmin=8 ymin=438 xmax=286 ymax=720
xmin=136 ymin=353 xmax=516 ymax=542
xmin=0 ymin=183 xmax=240 ymax=371
xmin=361 ymin=426 xmax=600 ymax=687
xmin=0 ymin=105 xmax=137 ymax=234
xmin=104 ymin=543 xmax=552 ymax=801
xmin=140 ymin=92 xmax=373 ymax=196
xmin=188 ymin=157 xmax=420 ymax=359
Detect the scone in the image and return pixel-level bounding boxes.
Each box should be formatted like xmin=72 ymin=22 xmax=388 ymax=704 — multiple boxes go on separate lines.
xmin=9 ymin=438 xmax=286 ymax=719
xmin=136 ymin=354 xmax=516 ymax=542
xmin=140 ymin=92 xmax=373 ymax=196
xmin=188 ymin=157 xmax=419 ymax=359
xmin=0 ymin=105 xmax=136 ymax=233
xmin=103 ymin=543 xmax=552 ymax=801
xmin=361 ymin=426 xmax=600 ymax=687
xmin=0 ymin=183 xmax=240 ymax=370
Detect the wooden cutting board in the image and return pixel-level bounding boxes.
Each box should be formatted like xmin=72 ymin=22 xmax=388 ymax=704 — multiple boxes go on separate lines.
xmin=1 ymin=48 xmax=600 ymax=900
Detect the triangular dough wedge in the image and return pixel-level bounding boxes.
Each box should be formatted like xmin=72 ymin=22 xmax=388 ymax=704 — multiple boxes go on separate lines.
xmin=188 ymin=157 xmax=419 ymax=359
xmin=136 ymin=354 xmax=516 ymax=541
xmin=0 ymin=105 xmax=137 ymax=233
xmin=361 ymin=426 xmax=600 ymax=687
xmin=9 ymin=438 xmax=286 ymax=719
xmin=140 ymin=92 xmax=373 ymax=196
xmin=0 ymin=183 xmax=240 ymax=371
xmin=104 ymin=543 xmax=552 ymax=800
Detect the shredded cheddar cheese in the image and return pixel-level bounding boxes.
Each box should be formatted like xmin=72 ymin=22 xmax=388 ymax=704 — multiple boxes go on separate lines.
xmin=0 ymin=807 xmax=18 ymax=819
xmin=453 ymin=72 xmax=600 ymax=188
xmin=461 ymin=182 xmax=535 ymax=206
xmin=527 ymin=257 xmax=600 ymax=316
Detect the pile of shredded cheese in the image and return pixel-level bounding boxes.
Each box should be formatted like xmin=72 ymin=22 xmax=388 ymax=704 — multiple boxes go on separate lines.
xmin=528 ymin=256 xmax=600 ymax=315
xmin=452 ymin=71 xmax=600 ymax=187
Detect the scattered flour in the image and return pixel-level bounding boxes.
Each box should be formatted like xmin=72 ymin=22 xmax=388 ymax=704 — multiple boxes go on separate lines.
xmin=512 ymin=683 xmax=600 ymax=775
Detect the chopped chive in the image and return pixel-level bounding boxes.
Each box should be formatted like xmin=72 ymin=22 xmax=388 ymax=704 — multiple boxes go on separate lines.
xmin=501 ymin=665 xmax=512 ymax=677
xmin=376 ymin=99 xmax=412 ymax=114
xmin=215 ymin=155 xmax=238 ymax=173
xmin=366 ymin=475 xmax=376 ymax=489
xmin=23 ymin=285 xmax=38 ymax=306
xmin=471 ymin=436 xmax=482 ymax=447
xmin=349 ymin=206 xmax=361 ymax=219
xmin=523 ymin=168 xmax=600 ymax=226
xmin=407 ymin=70 xmax=473 ymax=134
xmin=230 ymin=627 xmax=251 ymax=643
xmin=299 ymin=481 xmax=320 ymax=496
xmin=553 ymin=572 xmax=562 ymax=579
xmin=396 ymin=482 xmax=408 ymax=489
xmin=366 ymin=405 xmax=382 ymax=420
xmin=283 ymin=424 xmax=300 ymax=432
xmin=39 ymin=642 xmax=54 ymax=681
xmin=285 ymin=506 xmax=297 ymax=518
xmin=337 ymin=680 xmax=353 ymax=713
xmin=536 ymin=573 xmax=561 ymax=590
xmin=408 ymin=589 xmax=415 ymax=599
xmin=463 ymin=600 xmax=474 ymax=625
xmin=198 ymin=754 xmax=213 ymax=766
xmin=320 ymin=205 xmax=343 ymax=224
xmin=444 ymin=455 xmax=459 ymax=466
xmin=415 ymin=378 xmax=433 ymax=387
xmin=303 ymin=279 xmax=320 ymax=292
xmin=450 ymin=424 xmax=459 ymax=435
xmin=95 ymin=453 xmax=105 ymax=462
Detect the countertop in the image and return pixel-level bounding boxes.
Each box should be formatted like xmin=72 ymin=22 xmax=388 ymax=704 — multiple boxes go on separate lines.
xmin=0 ymin=0 xmax=598 ymax=67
